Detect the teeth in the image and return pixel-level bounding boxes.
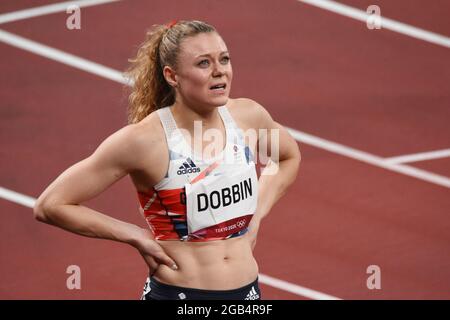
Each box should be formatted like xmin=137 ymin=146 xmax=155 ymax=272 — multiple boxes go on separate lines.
xmin=211 ymin=84 xmax=225 ymax=89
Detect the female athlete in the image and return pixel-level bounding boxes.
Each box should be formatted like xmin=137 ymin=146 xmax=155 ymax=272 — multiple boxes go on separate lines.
xmin=33 ymin=20 xmax=301 ymax=300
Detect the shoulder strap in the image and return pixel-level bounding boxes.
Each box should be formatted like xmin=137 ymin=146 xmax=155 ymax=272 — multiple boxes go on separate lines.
xmin=156 ymin=107 xmax=188 ymax=154
xmin=157 ymin=107 xmax=178 ymax=138
xmin=218 ymin=106 xmax=245 ymax=145
xmin=219 ymin=105 xmax=256 ymax=164
xmin=218 ymin=105 xmax=234 ymax=127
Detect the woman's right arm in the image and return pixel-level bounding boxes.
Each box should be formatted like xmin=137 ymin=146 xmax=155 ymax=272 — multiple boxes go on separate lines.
xmin=33 ymin=124 xmax=178 ymax=270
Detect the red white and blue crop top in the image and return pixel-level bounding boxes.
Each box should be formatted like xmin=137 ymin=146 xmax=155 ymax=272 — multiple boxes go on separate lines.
xmin=136 ymin=105 xmax=258 ymax=242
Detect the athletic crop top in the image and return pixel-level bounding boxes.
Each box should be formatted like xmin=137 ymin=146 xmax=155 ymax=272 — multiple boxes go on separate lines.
xmin=136 ymin=105 xmax=258 ymax=242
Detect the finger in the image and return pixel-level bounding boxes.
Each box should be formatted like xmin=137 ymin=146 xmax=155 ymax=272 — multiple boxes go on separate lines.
xmin=148 ymin=241 xmax=179 ymax=270
xmin=141 ymin=254 xmax=159 ymax=275
xmin=148 ymin=262 xmax=160 ymax=276
xmin=143 ymin=255 xmax=159 ymax=270
xmin=153 ymin=251 xmax=178 ymax=270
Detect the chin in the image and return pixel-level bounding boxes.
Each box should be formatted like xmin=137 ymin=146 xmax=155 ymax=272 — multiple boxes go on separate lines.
xmin=210 ymin=96 xmax=229 ymax=107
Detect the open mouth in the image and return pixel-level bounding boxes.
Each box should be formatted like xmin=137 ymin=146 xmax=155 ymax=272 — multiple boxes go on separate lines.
xmin=210 ymin=83 xmax=227 ymax=91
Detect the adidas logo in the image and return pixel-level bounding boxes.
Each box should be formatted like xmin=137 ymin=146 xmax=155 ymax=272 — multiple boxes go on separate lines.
xmin=177 ymin=158 xmax=200 ymax=175
xmin=244 ymin=286 xmax=260 ymax=300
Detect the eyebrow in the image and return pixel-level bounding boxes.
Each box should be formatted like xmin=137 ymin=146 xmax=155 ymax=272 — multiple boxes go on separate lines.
xmin=195 ymin=51 xmax=229 ymax=58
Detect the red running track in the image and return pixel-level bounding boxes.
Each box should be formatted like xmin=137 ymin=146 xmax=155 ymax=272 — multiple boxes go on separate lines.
xmin=1 ymin=0 xmax=449 ymax=299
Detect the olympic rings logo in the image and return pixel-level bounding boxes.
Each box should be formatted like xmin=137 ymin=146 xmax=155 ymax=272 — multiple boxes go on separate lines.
xmin=237 ymin=219 xmax=246 ymax=228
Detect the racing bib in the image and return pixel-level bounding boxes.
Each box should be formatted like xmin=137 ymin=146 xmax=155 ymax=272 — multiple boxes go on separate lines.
xmin=185 ymin=164 xmax=258 ymax=236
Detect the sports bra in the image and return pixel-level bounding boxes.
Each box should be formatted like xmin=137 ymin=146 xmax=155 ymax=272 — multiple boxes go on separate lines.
xmin=136 ymin=105 xmax=258 ymax=242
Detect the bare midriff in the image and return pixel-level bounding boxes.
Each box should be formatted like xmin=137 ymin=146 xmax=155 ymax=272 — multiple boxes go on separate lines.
xmin=152 ymin=235 xmax=259 ymax=290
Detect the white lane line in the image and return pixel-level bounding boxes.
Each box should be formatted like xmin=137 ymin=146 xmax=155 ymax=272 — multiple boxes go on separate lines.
xmin=0 ymin=187 xmax=342 ymax=300
xmin=259 ymin=273 xmax=341 ymax=300
xmin=0 ymin=0 xmax=121 ymax=25
xmin=287 ymin=128 xmax=450 ymax=188
xmin=299 ymin=0 xmax=450 ymax=48
xmin=0 ymin=186 xmax=35 ymax=208
xmin=1 ymin=29 xmax=448 ymax=188
xmin=0 ymin=29 xmax=128 ymax=84
xmin=384 ymin=148 xmax=450 ymax=164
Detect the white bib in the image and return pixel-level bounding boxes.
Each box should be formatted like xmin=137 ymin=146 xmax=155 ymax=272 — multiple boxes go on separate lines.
xmin=185 ymin=163 xmax=258 ymax=235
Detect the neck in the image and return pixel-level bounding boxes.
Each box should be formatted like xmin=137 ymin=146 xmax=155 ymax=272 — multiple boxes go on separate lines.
xmin=171 ymin=99 xmax=224 ymax=129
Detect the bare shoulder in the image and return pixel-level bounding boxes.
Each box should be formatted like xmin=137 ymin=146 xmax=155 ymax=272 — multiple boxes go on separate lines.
xmin=94 ymin=111 xmax=166 ymax=173
xmin=228 ymin=97 xmax=266 ymax=116
xmin=227 ymin=97 xmax=274 ymax=130
xmin=131 ymin=111 xmax=166 ymax=149
xmin=124 ymin=111 xmax=167 ymax=170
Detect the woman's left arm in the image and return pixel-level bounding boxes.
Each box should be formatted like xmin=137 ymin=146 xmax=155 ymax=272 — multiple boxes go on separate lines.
xmin=247 ymin=101 xmax=302 ymax=249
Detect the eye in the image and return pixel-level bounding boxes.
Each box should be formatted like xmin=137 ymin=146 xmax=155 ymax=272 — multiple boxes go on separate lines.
xmin=221 ymin=56 xmax=230 ymax=64
xmin=198 ymin=59 xmax=209 ymax=67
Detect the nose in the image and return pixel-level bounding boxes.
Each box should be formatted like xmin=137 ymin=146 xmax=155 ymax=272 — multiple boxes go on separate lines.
xmin=212 ymin=61 xmax=226 ymax=77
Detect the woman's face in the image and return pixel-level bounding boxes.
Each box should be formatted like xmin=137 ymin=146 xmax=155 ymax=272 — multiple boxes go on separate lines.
xmin=171 ymin=32 xmax=233 ymax=109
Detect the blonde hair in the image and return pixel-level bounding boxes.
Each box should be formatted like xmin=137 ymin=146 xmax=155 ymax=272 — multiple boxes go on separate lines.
xmin=125 ymin=20 xmax=217 ymax=124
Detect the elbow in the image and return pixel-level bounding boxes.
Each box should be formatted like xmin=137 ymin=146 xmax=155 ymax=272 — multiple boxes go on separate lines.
xmin=33 ymin=197 xmax=60 ymax=223
xmin=33 ymin=199 xmax=50 ymax=223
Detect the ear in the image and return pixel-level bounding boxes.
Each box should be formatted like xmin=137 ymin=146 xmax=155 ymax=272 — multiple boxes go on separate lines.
xmin=163 ymin=65 xmax=177 ymax=87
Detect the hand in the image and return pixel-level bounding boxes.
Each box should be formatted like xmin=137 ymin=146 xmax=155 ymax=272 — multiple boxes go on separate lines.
xmin=246 ymin=218 xmax=260 ymax=251
xmin=133 ymin=228 xmax=178 ymax=275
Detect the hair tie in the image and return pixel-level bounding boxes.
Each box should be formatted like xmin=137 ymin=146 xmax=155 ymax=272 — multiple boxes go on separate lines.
xmin=166 ymin=20 xmax=178 ymax=28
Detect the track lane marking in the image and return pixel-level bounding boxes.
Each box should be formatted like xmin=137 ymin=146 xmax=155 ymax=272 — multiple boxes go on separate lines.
xmin=0 ymin=187 xmax=36 ymax=208
xmin=0 ymin=29 xmax=127 ymax=83
xmin=259 ymin=274 xmax=341 ymax=300
xmin=287 ymin=128 xmax=450 ymax=188
xmin=384 ymin=148 xmax=450 ymax=164
xmin=299 ymin=0 xmax=450 ymax=48
xmin=0 ymin=0 xmax=122 ymax=25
